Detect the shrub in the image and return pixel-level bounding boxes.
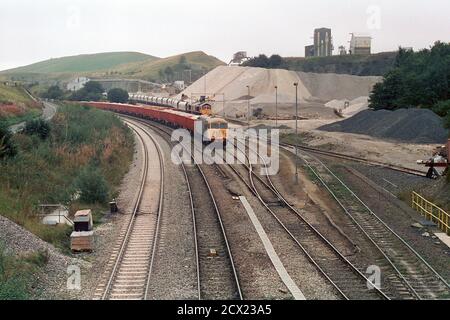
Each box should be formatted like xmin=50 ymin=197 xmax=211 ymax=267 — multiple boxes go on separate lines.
xmin=24 ymin=118 xmax=51 ymax=140
xmin=22 ymin=249 xmax=49 ymax=268
xmin=69 ymin=81 xmax=104 ymax=101
xmin=43 ymin=85 xmax=64 ymax=100
xmin=0 ymin=244 xmax=31 ymax=299
xmin=369 ymin=42 xmax=450 ymax=111
xmin=444 ymin=113 xmax=450 ymax=129
xmin=0 ymin=123 xmax=17 ymax=158
xmin=75 ymin=166 xmax=109 ymax=203
xmin=107 ymin=88 xmax=129 ymax=103
xmin=432 ymin=100 xmax=450 ymax=118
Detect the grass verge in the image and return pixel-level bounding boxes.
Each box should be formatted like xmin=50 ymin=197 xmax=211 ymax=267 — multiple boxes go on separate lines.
xmin=0 ymin=103 xmax=134 ymax=251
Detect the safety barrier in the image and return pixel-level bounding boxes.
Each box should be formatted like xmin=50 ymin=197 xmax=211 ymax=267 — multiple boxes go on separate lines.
xmin=411 ymin=192 xmax=449 ymax=235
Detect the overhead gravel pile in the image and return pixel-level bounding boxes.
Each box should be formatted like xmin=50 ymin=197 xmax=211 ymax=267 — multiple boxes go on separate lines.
xmin=318 ymin=108 xmax=449 ymax=144
xmin=177 ymin=66 xmax=381 ymax=119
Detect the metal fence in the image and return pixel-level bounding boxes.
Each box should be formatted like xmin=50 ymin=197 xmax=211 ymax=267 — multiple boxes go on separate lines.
xmin=411 ymin=192 xmax=449 ymax=235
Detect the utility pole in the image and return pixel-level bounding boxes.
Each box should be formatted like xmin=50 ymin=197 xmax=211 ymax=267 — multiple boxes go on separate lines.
xmin=294 ymin=82 xmax=299 ymax=185
xmin=223 ymin=93 xmax=226 ymax=119
xmin=275 ymin=85 xmax=278 ymax=128
xmin=246 ymin=85 xmax=250 ymax=129
xmin=204 ymin=70 xmax=207 ymax=94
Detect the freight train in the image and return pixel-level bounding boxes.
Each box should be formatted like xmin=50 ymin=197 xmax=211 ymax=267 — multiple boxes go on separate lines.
xmin=128 ymin=93 xmax=212 ymax=116
xmin=85 ymin=101 xmax=228 ymax=143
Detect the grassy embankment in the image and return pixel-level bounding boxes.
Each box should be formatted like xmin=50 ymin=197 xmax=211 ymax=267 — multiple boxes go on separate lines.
xmin=0 ymin=243 xmax=48 ymax=299
xmin=0 ymin=103 xmax=134 ymax=251
xmin=0 ymin=83 xmax=42 ymax=126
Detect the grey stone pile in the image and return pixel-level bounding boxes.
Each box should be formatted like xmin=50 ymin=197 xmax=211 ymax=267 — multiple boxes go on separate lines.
xmin=319 ymin=108 xmax=448 ymax=144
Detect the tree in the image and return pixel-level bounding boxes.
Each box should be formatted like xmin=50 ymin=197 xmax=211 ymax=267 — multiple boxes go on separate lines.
xmin=369 ymin=42 xmax=450 ymax=111
xmin=179 ymin=55 xmax=187 ymax=65
xmin=107 ymin=88 xmax=129 ymax=103
xmin=75 ymin=166 xmax=109 ymax=203
xmin=0 ymin=123 xmax=16 ymax=158
xmin=43 ymin=85 xmax=64 ymax=100
xmin=164 ymin=66 xmax=174 ymax=82
xmin=24 ymin=119 xmax=51 ymax=140
xmin=268 ymin=54 xmax=284 ymax=68
xmin=69 ymin=81 xmax=104 ymax=101
xmin=245 ymin=54 xmax=270 ymax=68
xmin=243 ymin=54 xmax=286 ymax=69
xmin=432 ymin=100 xmax=450 ymax=117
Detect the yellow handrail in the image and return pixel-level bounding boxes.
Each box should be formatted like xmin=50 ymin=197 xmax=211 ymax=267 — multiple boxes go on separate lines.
xmin=411 ymin=191 xmax=449 ymax=235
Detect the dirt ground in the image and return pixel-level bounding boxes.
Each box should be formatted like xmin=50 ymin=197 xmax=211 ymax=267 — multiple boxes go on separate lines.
xmin=251 ymin=119 xmax=436 ymax=171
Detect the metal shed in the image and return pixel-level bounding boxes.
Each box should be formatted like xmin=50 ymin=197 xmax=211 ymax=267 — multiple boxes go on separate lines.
xmin=74 ymin=209 xmax=93 ymax=232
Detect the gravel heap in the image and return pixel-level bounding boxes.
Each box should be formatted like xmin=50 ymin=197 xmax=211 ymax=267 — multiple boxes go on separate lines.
xmin=318 ymin=108 xmax=449 ymax=144
xmin=177 ymin=66 xmax=380 ymax=119
xmin=0 ymin=215 xmax=83 ymax=299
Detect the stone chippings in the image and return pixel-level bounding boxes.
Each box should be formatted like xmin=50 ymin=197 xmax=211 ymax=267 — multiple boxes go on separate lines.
xmin=319 ymin=108 xmax=449 ymax=144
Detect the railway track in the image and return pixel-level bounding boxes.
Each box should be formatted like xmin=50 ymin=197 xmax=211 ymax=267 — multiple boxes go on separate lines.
xmin=224 ymin=142 xmax=391 ymax=300
xmin=95 ymin=119 xmax=164 ymax=300
xmin=280 ymin=142 xmax=427 ymax=177
xmin=294 ymin=149 xmax=450 ymax=299
xmin=120 ymin=115 xmax=243 ymax=300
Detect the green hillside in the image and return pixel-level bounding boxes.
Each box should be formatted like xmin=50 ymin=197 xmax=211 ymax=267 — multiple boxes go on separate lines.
xmin=0 ymin=51 xmax=225 ymax=85
xmin=0 ymin=83 xmax=41 ymax=126
xmin=112 ymin=51 xmax=226 ymax=82
xmin=2 ymin=52 xmax=158 ymax=74
xmin=0 ymin=83 xmax=35 ymax=105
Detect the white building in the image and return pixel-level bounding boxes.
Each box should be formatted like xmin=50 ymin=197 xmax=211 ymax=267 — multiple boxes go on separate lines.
xmin=349 ymin=34 xmax=372 ymax=55
xmin=173 ymin=81 xmax=185 ymax=90
xmin=67 ymin=77 xmax=90 ymax=91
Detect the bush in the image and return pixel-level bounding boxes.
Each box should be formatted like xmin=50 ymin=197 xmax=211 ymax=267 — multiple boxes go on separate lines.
xmin=24 ymin=118 xmax=51 ymax=140
xmin=0 ymin=103 xmax=133 ymax=250
xmin=43 ymin=85 xmax=64 ymax=100
xmin=446 ymin=115 xmax=450 ymax=129
xmin=22 ymin=249 xmax=49 ymax=268
xmin=369 ymin=42 xmax=450 ymax=111
xmin=0 ymin=244 xmax=31 ymax=299
xmin=107 ymin=88 xmax=129 ymax=103
xmin=0 ymin=123 xmax=16 ymax=158
xmin=69 ymin=81 xmax=104 ymax=101
xmin=75 ymin=166 xmax=109 ymax=203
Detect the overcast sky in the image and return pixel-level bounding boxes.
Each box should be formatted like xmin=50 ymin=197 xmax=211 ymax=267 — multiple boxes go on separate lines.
xmin=1 ymin=0 xmax=449 ymax=71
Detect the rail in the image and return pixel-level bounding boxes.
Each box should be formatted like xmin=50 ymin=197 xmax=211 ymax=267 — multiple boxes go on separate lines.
xmin=121 ymin=115 xmax=243 ymax=300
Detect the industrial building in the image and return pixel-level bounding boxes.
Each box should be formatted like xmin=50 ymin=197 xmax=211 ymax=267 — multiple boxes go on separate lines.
xmin=349 ymin=34 xmax=372 ymax=55
xmin=314 ymin=28 xmax=333 ymax=57
xmin=304 ymin=28 xmax=333 ymax=57
xmin=305 ymin=45 xmax=315 ymax=57
xmin=67 ymin=76 xmax=90 ymax=91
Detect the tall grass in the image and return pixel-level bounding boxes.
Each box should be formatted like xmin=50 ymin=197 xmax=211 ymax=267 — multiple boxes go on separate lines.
xmin=0 ymin=243 xmax=48 ymax=299
xmin=0 ymin=103 xmax=134 ymax=250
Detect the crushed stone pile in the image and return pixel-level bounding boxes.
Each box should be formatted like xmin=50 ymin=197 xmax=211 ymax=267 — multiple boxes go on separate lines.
xmin=177 ymin=66 xmax=381 ymax=119
xmin=0 ymin=214 xmax=82 ymax=298
xmin=318 ymin=108 xmax=449 ymax=144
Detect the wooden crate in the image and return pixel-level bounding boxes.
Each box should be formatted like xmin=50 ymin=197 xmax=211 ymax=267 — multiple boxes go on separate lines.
xmin=71 ymin=231 xmax=94 ymax=252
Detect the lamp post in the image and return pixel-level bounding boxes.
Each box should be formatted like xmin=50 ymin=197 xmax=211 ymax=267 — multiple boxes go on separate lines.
xmin=275 ymin=85 xmax=278 ymax=128
xmin=294 ymin=82 xmax=299 ymax=184
xmin=223 ymin=93 xmax=226 ymax=119
xmin=246 ymin=85 xmax=250 ymax=129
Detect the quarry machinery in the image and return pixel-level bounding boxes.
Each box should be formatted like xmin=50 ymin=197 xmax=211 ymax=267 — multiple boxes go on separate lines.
xmin=417 ymin=139 xmax=449 ymax=179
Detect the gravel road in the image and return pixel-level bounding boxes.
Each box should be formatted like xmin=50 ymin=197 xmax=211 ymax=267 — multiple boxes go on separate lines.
xmin=9 ymin=101 xmax=58 ymax=134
